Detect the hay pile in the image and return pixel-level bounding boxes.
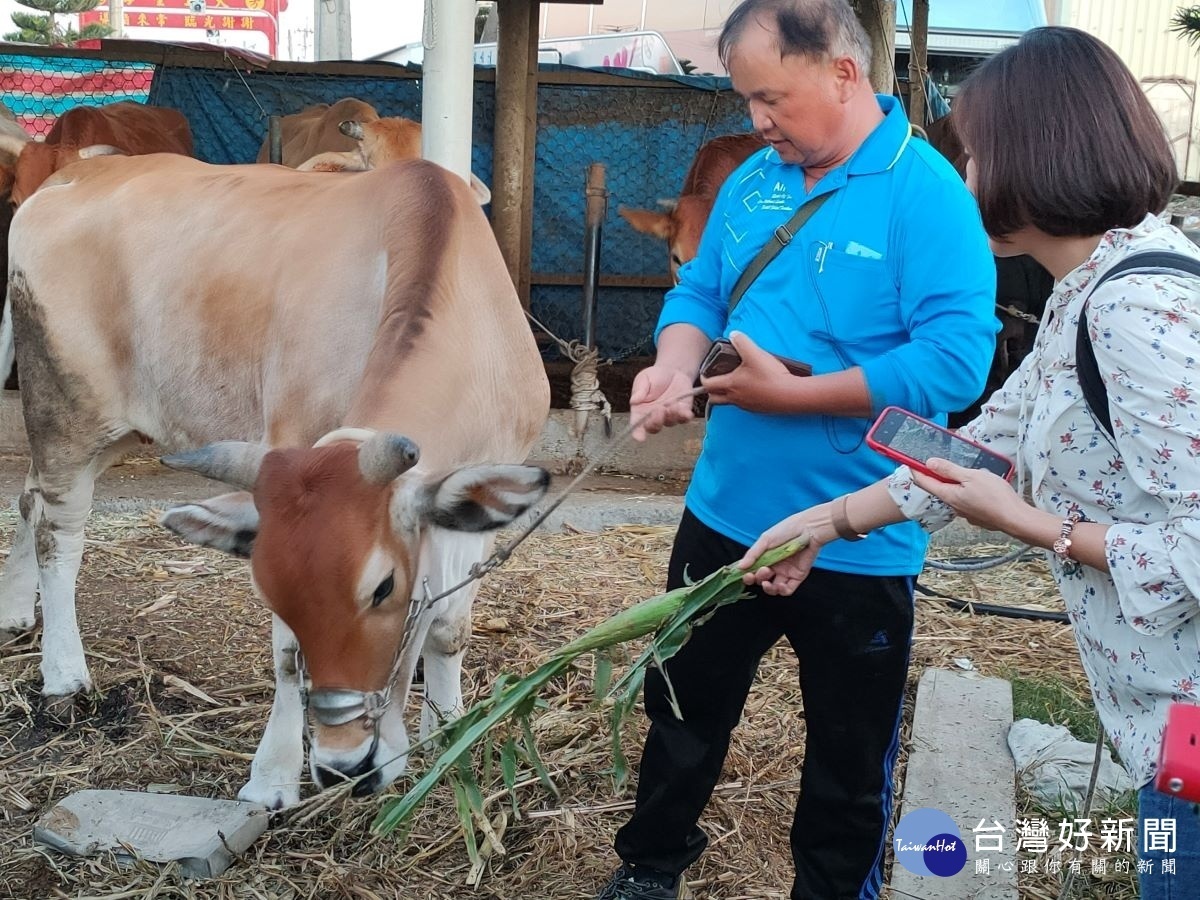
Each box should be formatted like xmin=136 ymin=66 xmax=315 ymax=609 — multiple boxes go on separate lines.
xmin=0 ymin=509 xmax=1114 ymax=899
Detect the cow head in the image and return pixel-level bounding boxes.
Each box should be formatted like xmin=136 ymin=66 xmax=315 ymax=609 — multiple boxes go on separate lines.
xmin=620 ymin=194 xmax=714 ymax=284
xmin=337 ymin=117 xmax=492 ymax=206
xmin=159 ymin=429 xmax=550 ymax=794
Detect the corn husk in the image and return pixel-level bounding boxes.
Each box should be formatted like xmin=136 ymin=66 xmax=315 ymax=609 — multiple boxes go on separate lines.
xmin=372 ymin=537 xmax=807 ymax=839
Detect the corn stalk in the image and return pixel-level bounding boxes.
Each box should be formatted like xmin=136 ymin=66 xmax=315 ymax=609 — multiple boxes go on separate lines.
xmin=372 ymin=537 xmax=806 ymax=845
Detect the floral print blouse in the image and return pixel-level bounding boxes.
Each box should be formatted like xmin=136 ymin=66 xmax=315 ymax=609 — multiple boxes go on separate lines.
xmin=888 ymin=214 xmax=1200 ymax=787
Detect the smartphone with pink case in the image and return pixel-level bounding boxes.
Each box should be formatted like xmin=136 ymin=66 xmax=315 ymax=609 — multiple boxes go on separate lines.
xmin=1155 ymin=702 xmax=1200 ymax=802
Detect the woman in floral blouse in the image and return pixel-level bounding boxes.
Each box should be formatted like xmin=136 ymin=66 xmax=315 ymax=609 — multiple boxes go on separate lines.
xmin=738 ymin=26 xmax=1199 ymax=894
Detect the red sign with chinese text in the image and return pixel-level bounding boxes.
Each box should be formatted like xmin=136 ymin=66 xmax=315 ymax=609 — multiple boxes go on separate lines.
xmin=80 ymin=0 xmax=281 ymax=56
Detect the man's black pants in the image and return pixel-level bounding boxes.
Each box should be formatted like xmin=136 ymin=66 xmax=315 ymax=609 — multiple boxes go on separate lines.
xmin=613 ymin=510 xmax=915 ymax=900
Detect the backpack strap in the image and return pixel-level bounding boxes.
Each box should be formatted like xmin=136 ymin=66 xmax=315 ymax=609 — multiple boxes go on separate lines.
xmin=728 ymin=191 xmax=831 ymax=314
xmin=1077 ymin=250 xmax=1200 ymax=438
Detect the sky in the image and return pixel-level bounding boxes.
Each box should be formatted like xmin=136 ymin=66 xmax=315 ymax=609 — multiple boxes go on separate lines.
xmin=0 ymin=0 xmax=425 ymax=61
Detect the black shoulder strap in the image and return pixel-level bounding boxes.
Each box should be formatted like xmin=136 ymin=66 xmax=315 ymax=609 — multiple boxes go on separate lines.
xmin=728 ymin=192 xmax=831 ymax=313
xmin=1077 ymin=250 xmax=1200 ymax=438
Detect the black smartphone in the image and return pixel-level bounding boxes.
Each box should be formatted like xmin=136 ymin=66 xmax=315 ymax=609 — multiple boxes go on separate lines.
xmin=697 ymin=338 xmax=812 ymax=381
xmin=866 ymin=406 xmax=1014 ymax=481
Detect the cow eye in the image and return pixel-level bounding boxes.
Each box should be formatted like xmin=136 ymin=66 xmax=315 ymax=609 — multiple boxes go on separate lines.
xmin=372 ymin=573 xmax=395 ymax=607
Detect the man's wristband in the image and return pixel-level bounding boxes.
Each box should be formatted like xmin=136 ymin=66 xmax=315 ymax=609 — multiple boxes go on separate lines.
xmin=832 ymin=495 xmax=868 ymax=542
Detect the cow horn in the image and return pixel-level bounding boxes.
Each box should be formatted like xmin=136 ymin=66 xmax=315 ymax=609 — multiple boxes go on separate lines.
xmin=77 ymin=144 xmax=124 ymax=159
xmin=339 ymin=120 xmax=365 ymax=141
xmin=358 ymin=432 xmax=421 ymax=483
xmin=161 ymin=441 xmax=269 ymax=491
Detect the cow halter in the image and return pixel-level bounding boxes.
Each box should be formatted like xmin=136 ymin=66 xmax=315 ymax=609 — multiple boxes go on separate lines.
xmin=293 ymin=576 xmax=446 ymax=754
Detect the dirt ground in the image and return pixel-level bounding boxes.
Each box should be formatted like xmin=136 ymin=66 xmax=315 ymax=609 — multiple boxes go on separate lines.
xmin=0 ymin=455 xmax=1104 ymax=900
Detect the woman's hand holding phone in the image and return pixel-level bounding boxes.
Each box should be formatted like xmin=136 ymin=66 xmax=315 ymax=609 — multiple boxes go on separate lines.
xmin=908 ymin=458 xmax=1031 ymax=535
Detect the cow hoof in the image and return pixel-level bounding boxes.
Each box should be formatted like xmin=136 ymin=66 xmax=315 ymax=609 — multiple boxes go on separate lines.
xmin=42 ymin=692 xmax=83 ymax=724
xmin=0 ymin=626 xmax=33 ymax=646
xmin=0 ymin=617 xmax=36 ymax=643
xmin=238 ymin=779 xmax=300 ymax=811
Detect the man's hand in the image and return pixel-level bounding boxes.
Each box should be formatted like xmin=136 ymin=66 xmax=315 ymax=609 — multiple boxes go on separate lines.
xmin=703 ymin=331 xmax=798 ymax=413
xmin=630 ymin=365 xmax=698 ymax=441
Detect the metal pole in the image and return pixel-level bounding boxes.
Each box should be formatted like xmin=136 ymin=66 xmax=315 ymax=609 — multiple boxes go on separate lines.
xmin=110 ymin=0 xmax=124 ymax=37
xmin=907 ymin=0 xmax=929 ymax=127
xmin=421 ymin=0 xmax=474 ymax=183
xmin=314 ymin=0 xmax=351 ymax=61
xmin=581 ymin=163 xmax=607 ymax=352
xmin=268 ymin=115 xmax=282 ymax=164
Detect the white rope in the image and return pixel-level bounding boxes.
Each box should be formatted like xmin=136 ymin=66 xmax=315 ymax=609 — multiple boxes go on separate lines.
xmin=566 ymin=340 xmax=612 ymax=431
xmin=526 ymin=310 xmax=613 ymax=435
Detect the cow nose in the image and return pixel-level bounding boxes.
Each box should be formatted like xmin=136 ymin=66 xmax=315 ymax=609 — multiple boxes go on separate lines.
xmin=313 ymin=756 xmax=380 ymax=795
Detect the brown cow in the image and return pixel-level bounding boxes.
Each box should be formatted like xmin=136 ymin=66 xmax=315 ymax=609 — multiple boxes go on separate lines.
xmin=0 ymin=101 xmax=192 ymax=206
xmin=296 ymin=116 xmax=421 ymax=172
xmin=0 ymin=156 xmax=549 ymax=807
xmin=255 ymin=97 xmax=379 ymax=166
xmin=286 ymin=107 xmax=492 ymax=206
xmin=619 ymin=133 xmax=766 ymax=283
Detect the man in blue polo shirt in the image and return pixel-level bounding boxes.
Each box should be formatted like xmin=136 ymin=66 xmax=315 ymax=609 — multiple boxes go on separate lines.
xmin=596 ymin=2 xmax=996 ymax=899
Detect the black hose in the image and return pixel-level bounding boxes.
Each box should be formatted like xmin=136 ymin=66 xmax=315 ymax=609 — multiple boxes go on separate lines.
xmin=915 ymin=581 xmax=1070 ymax=623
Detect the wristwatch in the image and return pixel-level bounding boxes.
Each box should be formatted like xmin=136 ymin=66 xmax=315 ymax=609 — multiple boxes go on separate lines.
xmin=1052 ymin=511 xmax=1082 ymax=562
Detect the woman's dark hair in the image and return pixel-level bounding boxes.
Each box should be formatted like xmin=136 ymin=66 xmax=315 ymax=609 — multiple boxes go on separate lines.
xmin=954 ymin=26 xmax=1177 ymax=238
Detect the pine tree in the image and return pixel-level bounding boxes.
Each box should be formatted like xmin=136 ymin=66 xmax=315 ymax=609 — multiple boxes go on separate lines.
xmin=4 ymin=0 xmax=111 ymax=46
xmin=1174 ymin=6 xmax=1200 ymax=48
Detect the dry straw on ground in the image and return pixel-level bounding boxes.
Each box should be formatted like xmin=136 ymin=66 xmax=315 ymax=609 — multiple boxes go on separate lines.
xmin=0 ymin=509 xmax=1128 ymax=899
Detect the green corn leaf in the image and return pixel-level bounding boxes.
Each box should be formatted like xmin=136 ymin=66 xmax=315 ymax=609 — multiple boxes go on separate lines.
xmin=451 ymin=774 xmax=481 ymax=869
xmin=373 ymin=655 xmax=572 ymax=834
xmin=373 ymin=537 xmax=806 ymax=836
xmin=500 ymin=736 xmax=519 ymax=819
xmin=609 ymin=698 xmax=629 ymax=789
xmin=592 ymin=652 xmax=613 ymax=707
xmin=520 ymin=713 xmax=559 ymax=798
xmin=458 ymin=755 xmax=486 ymax=820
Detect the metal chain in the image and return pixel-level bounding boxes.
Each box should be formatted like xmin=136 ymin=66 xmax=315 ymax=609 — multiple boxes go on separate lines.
xmin=997 ymin=302 xmax=1041 ymax=325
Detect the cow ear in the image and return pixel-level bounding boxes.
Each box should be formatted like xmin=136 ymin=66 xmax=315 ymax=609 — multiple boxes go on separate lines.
xmin=160 ymin=491 xmax=259 ymax=558
xmin=468 ymin=173 xmax=491 ymax=206
xmin=416 ymin=464 xmax=550 ymax=532
xmin=618 ymin=205 xmax=672 ymax=240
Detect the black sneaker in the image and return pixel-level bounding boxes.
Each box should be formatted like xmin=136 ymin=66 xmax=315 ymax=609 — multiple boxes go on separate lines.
xmin=595 ymin=864 xmax=691 ymax=900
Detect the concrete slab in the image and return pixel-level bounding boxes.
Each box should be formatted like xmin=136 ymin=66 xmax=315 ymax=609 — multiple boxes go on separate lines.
xmin=889 ymin=669 xmax=1017 ymax=900
xmin=33 ymin=789 xmax=269 ymax=878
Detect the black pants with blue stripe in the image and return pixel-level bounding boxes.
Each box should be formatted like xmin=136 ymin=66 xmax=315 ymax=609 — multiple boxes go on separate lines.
xmin=613 ymin=509 xmax=916 ymax=899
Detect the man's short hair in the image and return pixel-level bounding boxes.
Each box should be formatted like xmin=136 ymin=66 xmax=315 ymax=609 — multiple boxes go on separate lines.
xmin=718 ymin=0 xmax=872 ymax=76
xmin=955 ymin=27 xmax=1177 ymax=238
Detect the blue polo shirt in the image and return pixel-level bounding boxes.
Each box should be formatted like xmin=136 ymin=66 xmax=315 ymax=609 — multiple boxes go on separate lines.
xmin=657 ymin=95 xmax=996 ymax=576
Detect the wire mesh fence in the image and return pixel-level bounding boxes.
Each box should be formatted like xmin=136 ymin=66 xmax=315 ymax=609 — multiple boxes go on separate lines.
xmin=0 ymin=51 xmax=153 ymax=137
